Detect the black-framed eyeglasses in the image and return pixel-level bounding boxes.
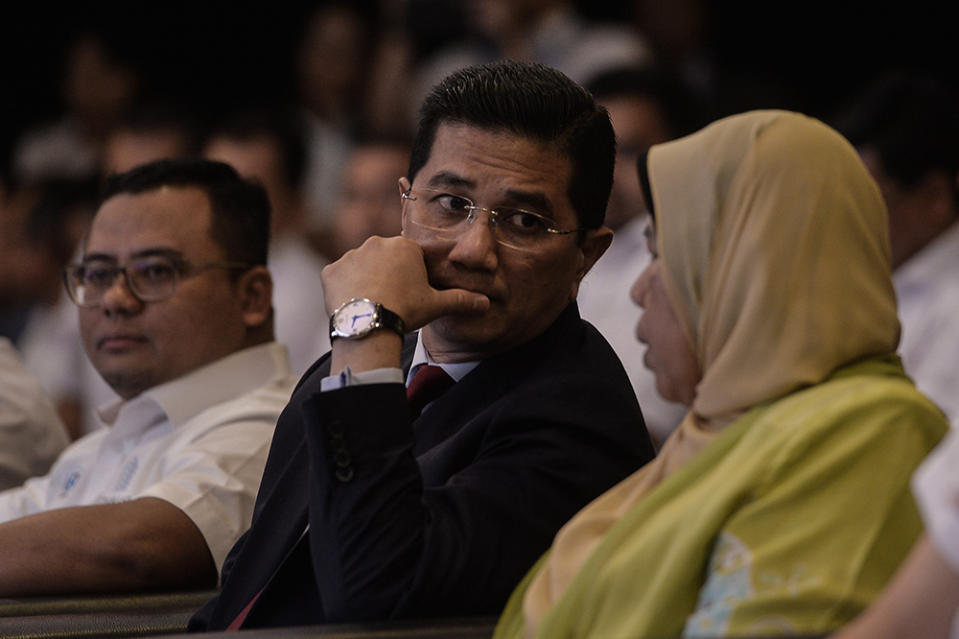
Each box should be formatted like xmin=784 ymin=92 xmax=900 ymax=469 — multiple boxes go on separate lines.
xmin=401 ymin=187 xmax=584 ymax=251
xmin=63 ymin=255 xmax=251 ymax=307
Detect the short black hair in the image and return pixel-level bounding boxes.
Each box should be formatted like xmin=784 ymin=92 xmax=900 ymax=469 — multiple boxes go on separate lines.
xmin=100 ymin=158 xmax=271 ymax=267
xmin=833 ymin=72 xmax=959 ymax=192
xmin=408 ymin=60 xmax=615 ymax=229
xmin=204 ymin=106 xmax=308 ymax=191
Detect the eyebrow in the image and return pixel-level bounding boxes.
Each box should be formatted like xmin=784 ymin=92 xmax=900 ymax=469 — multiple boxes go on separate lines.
xmin=424 ymin=171 xmax=555 ymax=216
xmin=425 ymin=171 xmax=474 ymax=190
xmin=82 ymin=248 xmax=185 ymax=263
xmin=501 ymin=189 xmax=554 ymax=216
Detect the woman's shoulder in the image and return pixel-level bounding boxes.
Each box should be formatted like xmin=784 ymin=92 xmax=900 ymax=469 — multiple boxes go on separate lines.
xmin=776 ymin=354 xmax=944 ymax=429
xmin=737 ymin=355 xmax=948 ymax=472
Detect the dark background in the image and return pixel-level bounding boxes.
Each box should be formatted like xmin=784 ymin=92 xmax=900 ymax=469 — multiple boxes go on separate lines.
xmin=2 ymin=0 xmax=956 ymax=170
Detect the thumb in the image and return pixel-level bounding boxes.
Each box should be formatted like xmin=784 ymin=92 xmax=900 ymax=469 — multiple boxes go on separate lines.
xmin=431 ymin=288 xmax=491 ymax=316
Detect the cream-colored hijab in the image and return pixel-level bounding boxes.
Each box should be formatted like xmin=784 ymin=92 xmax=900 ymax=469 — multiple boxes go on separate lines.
xmin=522 ymin=110 xmax=900 ymax=634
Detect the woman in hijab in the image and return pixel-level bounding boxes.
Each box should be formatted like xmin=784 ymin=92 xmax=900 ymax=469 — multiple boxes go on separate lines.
xmin=494 ymin=110 xmax=949 ymax=638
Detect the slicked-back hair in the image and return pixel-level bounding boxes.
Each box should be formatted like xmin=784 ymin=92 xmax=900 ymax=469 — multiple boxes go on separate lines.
xmin=99 ymin=158 xmax=271 ymax=269
xmin=408 ymin=60 xmax=615 ymax=230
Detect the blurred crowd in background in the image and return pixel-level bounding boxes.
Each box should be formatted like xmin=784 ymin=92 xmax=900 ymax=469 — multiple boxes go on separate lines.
xmin=1 ymin=0 xmax=956 ymax=440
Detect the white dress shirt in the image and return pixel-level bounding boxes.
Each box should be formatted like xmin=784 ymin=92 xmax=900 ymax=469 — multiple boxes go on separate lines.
xmin=577 ymin=216 xmax=687 ymax=447
xmin=912 ymin=427 xmax=959 ymax=637
xmin=895 ymin=221 xmax=959 ymax=426
xmin=0 ymin=338 xmax=69 ymax=490
xmin=0 ymin=342 xmax=297 ymax=572
xmin=270 ymin=233 xmax=331 ymax=377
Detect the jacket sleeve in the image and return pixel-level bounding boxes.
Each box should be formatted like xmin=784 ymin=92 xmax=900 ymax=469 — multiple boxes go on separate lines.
xmin=300 ymin=378 xmax=650 ymax=622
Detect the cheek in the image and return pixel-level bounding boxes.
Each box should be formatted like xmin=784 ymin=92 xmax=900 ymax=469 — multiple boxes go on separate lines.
xmin=77 ymin=308 xmax=96 ymax=339
xmin=644 ymin=287 xmax=688 ymax=361
xmin=510 ymin=253 xmax=561 ymax=295
xmin=534 ymin=254 xmax=582 ymax=314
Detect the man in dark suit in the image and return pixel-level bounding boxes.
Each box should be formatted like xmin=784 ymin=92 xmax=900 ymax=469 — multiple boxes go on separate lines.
xmin=190 ymin=60 xmax=655 ymax=631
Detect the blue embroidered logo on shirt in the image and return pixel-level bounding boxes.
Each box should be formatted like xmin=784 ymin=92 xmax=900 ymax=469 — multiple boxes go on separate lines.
xmin=61 ymin=470 xmax=81 ymax=497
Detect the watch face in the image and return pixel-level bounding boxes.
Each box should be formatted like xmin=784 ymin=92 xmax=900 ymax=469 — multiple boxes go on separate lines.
xmin=332 ymin=299 xmax=377 ymax=337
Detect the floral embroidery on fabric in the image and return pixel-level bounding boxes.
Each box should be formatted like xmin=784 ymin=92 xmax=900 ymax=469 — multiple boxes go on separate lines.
xmin=683 ymin=532 xmax=752 ymax=636
xmin=683 ymin=532 xmax=810 ymax=636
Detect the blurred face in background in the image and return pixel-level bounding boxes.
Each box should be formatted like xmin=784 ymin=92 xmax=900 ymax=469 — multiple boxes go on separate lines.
xmin=204 ymin=135 xmax=303 ymax=237
xmin=601 ymin=94 xmax=672 ymax=230
xmin=297 ymin=4 xmax=366 ymax=121
xmin=63 ymin=35 xmax=139 ymax=135
xmin=102 ymin=127 xmax=191 ymax=177
xmin=332 ymin=143 xmax=409 ymax=257
xmin=466 ymin=0 xmax=554 ymax=37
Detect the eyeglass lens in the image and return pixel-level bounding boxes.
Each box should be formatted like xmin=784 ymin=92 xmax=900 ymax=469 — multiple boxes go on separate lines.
xmin=68 ymin=257 xmax=179 ymax=306
xmin=406 ymin=191 xmax=563 ymax=250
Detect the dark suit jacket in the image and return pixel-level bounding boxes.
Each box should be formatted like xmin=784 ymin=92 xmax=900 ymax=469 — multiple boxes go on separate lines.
xmin=190 ymin=303 xmax=654 ymax=630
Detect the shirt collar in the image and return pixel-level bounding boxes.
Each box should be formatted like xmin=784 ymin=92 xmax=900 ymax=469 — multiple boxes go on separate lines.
xmin=409 ymin=331 xmax=479 ymax=384
xmin=98 ymin=342 xmax=290 ymax=428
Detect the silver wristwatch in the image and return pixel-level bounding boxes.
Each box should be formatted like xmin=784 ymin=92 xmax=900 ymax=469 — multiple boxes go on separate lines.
xmin=329 ymin=298 xmax=406 ymax=341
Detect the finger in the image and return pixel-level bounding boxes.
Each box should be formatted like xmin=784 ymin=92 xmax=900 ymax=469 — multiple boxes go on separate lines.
xmin=431 ymin=288 xmax=490 ymax=316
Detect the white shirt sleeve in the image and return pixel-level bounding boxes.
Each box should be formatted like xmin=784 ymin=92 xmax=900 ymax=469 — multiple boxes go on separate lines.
xmin=0 ymin=338 xmax=69 ymax=491
xmin=320 ymin=366 xmax=404 ymax=391
xmin=137 ymin=417 xmax=276 ymax=574
xmin=913 ymin=428 xmax=959 ymax=572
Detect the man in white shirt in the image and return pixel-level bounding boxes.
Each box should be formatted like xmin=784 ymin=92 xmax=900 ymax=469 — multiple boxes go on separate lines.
xmin=0 ymin=337 xmax=69 ymax=490
xmin=0 ymin=158 xmax=297 ymax=596
xmin=836 ymin=72 xmax=959 ymax=425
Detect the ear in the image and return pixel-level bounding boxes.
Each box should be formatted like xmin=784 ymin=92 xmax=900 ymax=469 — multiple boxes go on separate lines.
xmin=569 ymin=226 xmax=614 ymax=299
xmin=237 ymin=266 xmax=273 ymax=329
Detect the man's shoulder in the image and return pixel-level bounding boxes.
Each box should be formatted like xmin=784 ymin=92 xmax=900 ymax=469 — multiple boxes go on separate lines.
xmin=471 ymin=309 xmax=644 ymax=430
xmin=150 ymin=343 xmax=297 ymax=429
xmin=182 ymin=373 xmax=298 ymax=437
xmin=497 ymin=306 xmax=627 ymax=380
xmin=44 ymin=427 xmax=111 ymax=466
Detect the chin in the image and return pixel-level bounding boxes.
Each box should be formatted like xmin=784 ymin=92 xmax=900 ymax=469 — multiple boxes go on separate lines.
xmin=425 ymin=314 xmax=510 ymax=355
xmin=431 ymin=313 xmax=492 ymax=339
xmin=99 ymin=368 xmax=157 ymax=399
xmin=655 ymin=378 xmax=682 ymax=405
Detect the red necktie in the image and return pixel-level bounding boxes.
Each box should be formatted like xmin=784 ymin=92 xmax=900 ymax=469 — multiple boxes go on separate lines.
xmin=406 ymin=364 xmax=455 ymax=418
xmin=226 ymin=587 xmax=262 ymax=630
